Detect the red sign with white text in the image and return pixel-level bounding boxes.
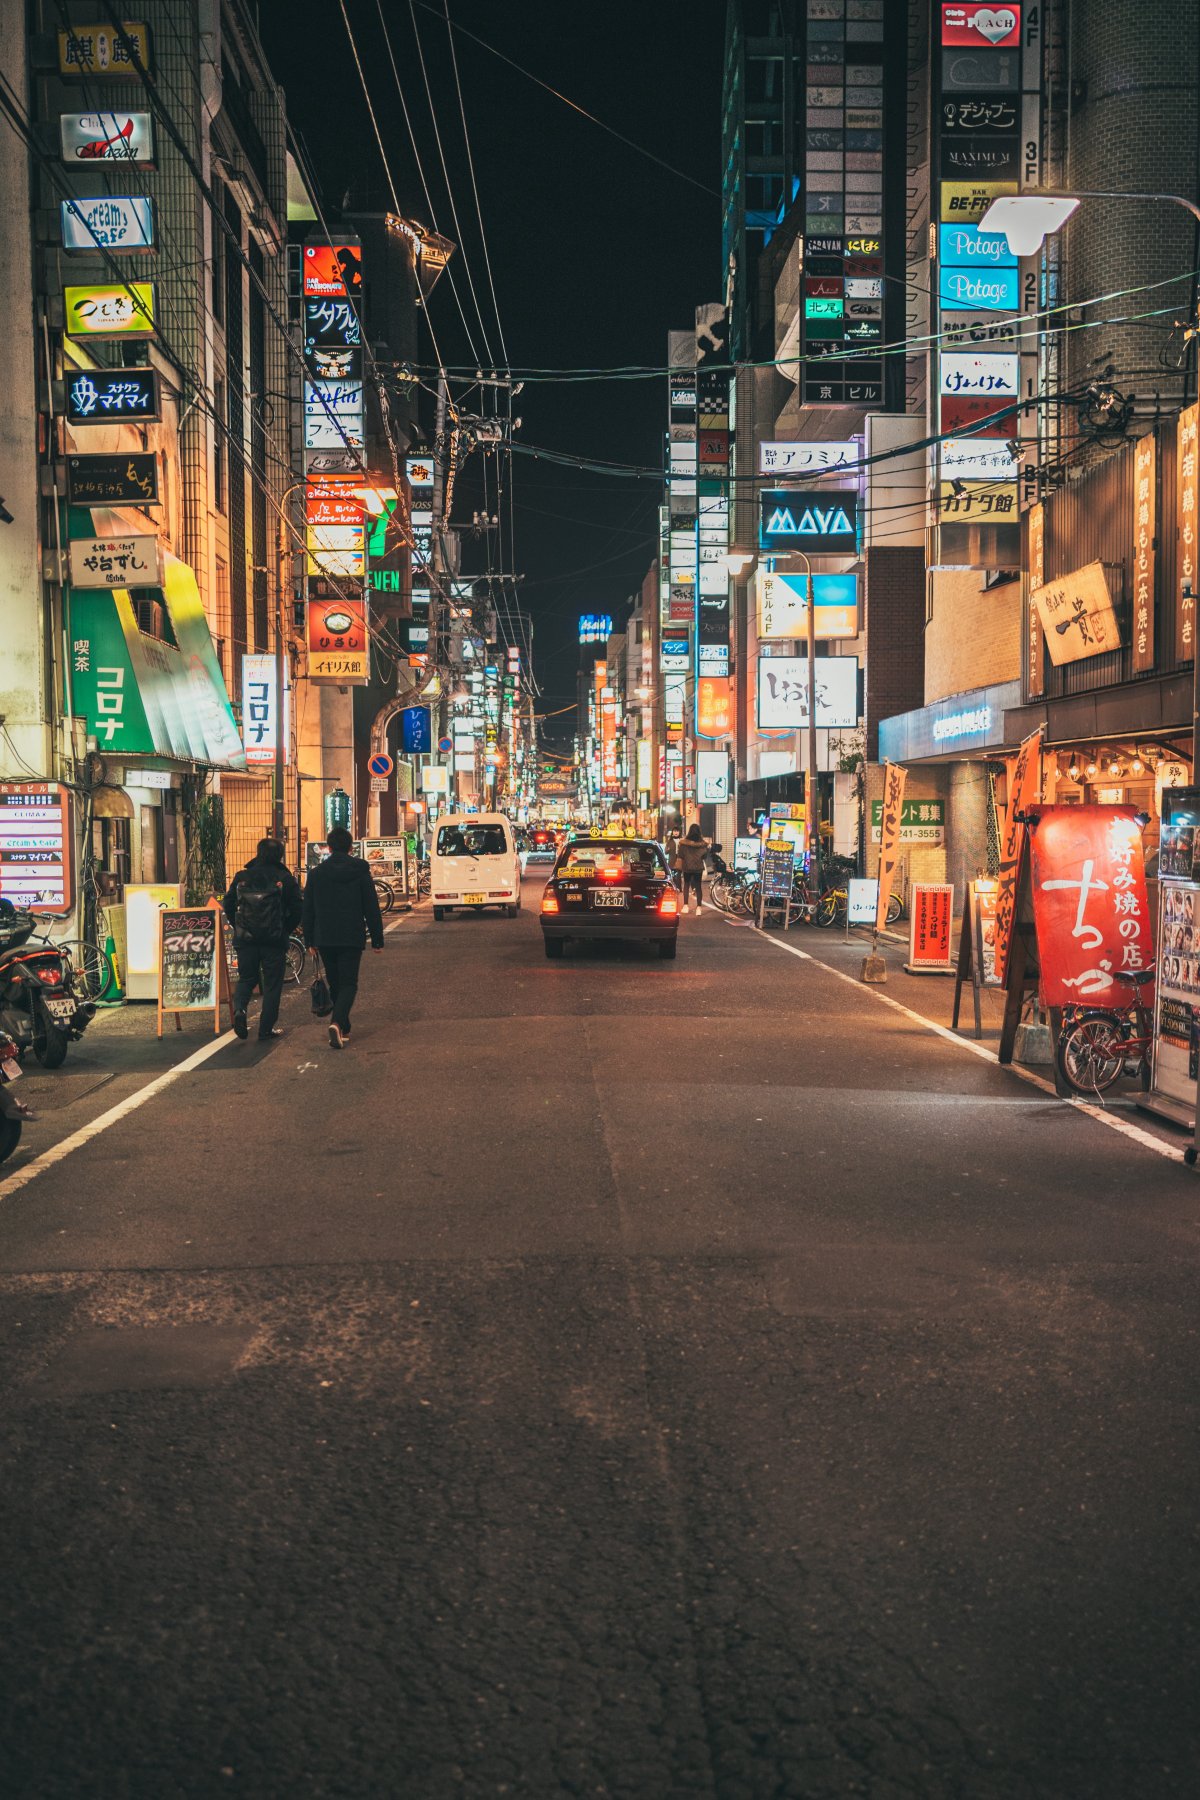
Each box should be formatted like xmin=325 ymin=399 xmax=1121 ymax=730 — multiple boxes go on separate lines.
xmin=1029 ymin=806 xmax=1154 ymax=1007
xmin=302 ymin=239 xmax=363 ymax=299
xmin=909 ymin=883 xmax=955 ymax=969
xmin=696 ymin=676 xmax=732 ymax=738
xmin=941 ymin=4 xmax=1021 ymax=49
xmin=940 ymin=394 xmax=1013 ymax=438
xmin=306 ymin=590 xmax=369 ymax=684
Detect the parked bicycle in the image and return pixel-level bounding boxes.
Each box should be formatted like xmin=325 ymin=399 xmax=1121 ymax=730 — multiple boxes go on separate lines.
xmin=1055 ymin=967 xmax=1156 ymax=1096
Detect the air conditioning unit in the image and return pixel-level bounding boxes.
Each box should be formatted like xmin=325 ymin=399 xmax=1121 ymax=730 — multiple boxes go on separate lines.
xmin=132 ymin=598 xmax=165 ymax=639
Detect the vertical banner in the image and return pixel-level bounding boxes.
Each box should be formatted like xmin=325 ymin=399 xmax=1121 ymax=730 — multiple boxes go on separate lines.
xmin=993 ymin=728 xmax=1043 ymax=985
xmin=875 ymin=761 xmax=907 ymax=932
xmin=1027 ymin=502 xmax=1045 ymax=697
xmin=1132 ymin=434 xmax=1156 ymax=673
xmin=1029 ymin=806 xmax=1153 ymax=1006
xmin=1177 ymin=403 xmax=1197 ymax=662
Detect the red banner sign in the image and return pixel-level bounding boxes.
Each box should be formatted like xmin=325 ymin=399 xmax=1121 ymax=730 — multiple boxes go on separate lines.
xmin=909 ymin=883 xmax=955 ymax=969
xmin=696 ymin=676 xmax=732 ymax=737
xmin=1029 ymin=806 xmax=1153 ymax=1007
xmin=306 ymin=590 xmax=369 ymax=684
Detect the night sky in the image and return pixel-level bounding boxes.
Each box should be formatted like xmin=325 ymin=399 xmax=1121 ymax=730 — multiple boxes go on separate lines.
xmin=258 ymin=0 xmax=722 ymax=738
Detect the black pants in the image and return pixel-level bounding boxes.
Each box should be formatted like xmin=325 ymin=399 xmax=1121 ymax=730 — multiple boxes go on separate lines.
xmin=682 ymin=871 xmax=703 ymax=907
xmin=319 ymin=945 xmax=363 ymax=1031
xmin=233 ymin=943 xmax=286 ymax=1037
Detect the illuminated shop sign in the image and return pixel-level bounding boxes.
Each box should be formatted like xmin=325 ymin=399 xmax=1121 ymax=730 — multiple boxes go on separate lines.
xmin=941 ymin=4 xmax=1020 ymax=49
xmin=59 ymin=111 xmax=153 ymax=165
xmin=0 ymin=784 xmax=72 ymax=914
xmin=939 ymin=351 xmax=1019 ymax=396
xmin=64 ymin=281 xmax=155 ymax=338
xmin=66 ymin=452 xmax=158 ymax=506
xmin=578 ymin=613 xmax=613 ymax=644
xmin=302 ymin=239 xmax=362 ymax=298
xmin=938 ymin=222 xmax=1017 ymax=265
xmin=759 ymin=489 xmax=858 ymax=553
xmin=696 ymin=751 xmax=730 ymax=804
xmin=756 ymin=656 xmax=860 ymax=730
xmin=932 ymin=704 xmax=992 ymax=741
xmin=939 ymin=266 xmax=1020 ymax=311
xmin=757 ymin=571 xmax=859 ymax=641
xmin=303 ymin=298 xmax=361 ymax=352
xmin=240 ymin=653 xmax=286 ymax=767
xmin=939 ymin=437 xmax=1019 ymax=481
xmin=61 ymin=195 xmax=154 ymax=251
xmin=758 ymin=441 xmax=860 ymax=477
xmin=65 ymin=366 xmax=159 ymax=423
xmin=68 ymin=533 xmax=161 ymax=589
xmin=57 ymin=22 xmax=150 ymax=75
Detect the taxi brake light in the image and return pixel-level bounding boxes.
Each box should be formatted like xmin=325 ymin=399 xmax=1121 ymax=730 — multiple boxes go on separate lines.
xmin=540 ymin=891 xmax=559 ymax=914
xmin=658 ymin=890 xmax=679 ymax=916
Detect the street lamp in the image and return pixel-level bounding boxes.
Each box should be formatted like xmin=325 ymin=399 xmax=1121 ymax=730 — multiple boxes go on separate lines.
xmin=980 ymin=189 xmax=1200 ymax=256
xmin=790 ymin=548 xmax=821 ymax=896
xmin=274 ymin=478 xmax=307 ymax=844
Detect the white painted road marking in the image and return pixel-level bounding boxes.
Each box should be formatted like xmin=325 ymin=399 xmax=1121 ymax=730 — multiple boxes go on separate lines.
xmin=750 ymin=925 xmax=1184 ymax=1164
xmin=1 ymin=908 xmax=423 ymax=1196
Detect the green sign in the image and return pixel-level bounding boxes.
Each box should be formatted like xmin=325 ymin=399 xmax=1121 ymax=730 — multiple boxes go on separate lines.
xmin=68 ymin=545 xmax=244 ymax=767
xmin=869 ymin=799 xmax=945 ymax=844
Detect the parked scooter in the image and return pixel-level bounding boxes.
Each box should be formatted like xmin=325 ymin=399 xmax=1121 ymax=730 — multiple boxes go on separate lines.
xmin=0 ymin=1024 xmax=32 ymax=1166
xmin=0 ymin=901 xmax=96 ymax=1069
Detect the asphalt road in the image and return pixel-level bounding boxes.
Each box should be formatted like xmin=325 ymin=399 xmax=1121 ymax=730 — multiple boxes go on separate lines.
xmin=1 ymin=873 xmax=1198 ymax=1798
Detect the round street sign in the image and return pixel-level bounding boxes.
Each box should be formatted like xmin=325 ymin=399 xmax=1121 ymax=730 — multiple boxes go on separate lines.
xmin=368 ymin=752 xmax=394 ymax=779
xmin=438 ymin=736 xmax=452 ymax=753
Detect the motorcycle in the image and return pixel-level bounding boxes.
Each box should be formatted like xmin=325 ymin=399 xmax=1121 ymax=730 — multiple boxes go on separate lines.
xmin=0 ymin=902 xmax=97 ymax=1069
xmin=0 ymin=1025 xmax=32 ymax=1166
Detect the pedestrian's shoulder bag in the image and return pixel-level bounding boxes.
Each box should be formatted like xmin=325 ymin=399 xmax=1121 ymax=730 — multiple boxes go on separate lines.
xmin=235 ymin=869 xmax=284 ymax=944
xmin=310 ymin=952 xmax=333 ymax=1018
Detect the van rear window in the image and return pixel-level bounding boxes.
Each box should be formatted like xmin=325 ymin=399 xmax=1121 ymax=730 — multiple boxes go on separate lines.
xmin=437 ymin=825 xmax=508 ymax=856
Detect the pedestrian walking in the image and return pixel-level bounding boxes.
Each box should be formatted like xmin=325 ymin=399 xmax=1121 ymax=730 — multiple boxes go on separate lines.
xmin=300 ymin=826 xmax=384 ymax=1049
xmin=223 ymin=836 xmax=302 ymax=1042
xmin=675 ymin=822 xmax=710 ymax=915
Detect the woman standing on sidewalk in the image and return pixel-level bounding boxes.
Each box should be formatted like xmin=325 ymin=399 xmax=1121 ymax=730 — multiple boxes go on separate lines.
xmin=675 ymin=823 xmax=710 ymax=915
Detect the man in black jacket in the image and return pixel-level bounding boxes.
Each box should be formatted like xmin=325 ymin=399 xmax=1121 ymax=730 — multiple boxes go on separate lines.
xmin=223 ymin=836 xmax=302 ymax=1042
xmin=301 ymin=826 xmax=384 ymax=1048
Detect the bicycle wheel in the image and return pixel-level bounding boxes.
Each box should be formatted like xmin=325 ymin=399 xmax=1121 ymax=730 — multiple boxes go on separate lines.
xmin=1056 ymin=1014 xmax=1127 ymax=1095
xmin=59 ymin=938 xmax=111 ymax=1001
xmin=886 ymin=891 xmax=904 ymax=926
xmin=814 ymin=891 xmax=840 ymax=928
xmin=285 ymin=936 xmax=307 ymax=984
xmin=374 ymin=879 xmax=395 ymax=913
xmin=709 ymin=877 xmax=736 ymax=913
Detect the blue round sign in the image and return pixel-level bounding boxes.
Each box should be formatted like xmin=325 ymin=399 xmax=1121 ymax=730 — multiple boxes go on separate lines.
xmin=438 ymin=737 xmax=452 ymax=753
xmin=368 ymin=753 xmax=394 ymax=779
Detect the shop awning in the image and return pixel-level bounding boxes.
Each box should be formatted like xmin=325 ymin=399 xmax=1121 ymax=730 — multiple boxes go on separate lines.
xmin=68 ymin=547 xmax=246 ymax=771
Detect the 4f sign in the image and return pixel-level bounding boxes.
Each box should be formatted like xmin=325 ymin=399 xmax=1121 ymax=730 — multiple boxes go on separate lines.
xmin=759 ymin=489 xmax=858 ymax=553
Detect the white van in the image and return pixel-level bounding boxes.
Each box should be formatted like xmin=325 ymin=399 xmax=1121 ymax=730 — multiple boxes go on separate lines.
xmin=430 ymin=814 xmax=522 ymax=919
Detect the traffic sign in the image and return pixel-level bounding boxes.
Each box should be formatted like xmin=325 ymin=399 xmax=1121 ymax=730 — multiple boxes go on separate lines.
xmin=438 ymin=736 xmax=452 ymax=753
xmin=367 ymin=752 xmax=393 ymax=779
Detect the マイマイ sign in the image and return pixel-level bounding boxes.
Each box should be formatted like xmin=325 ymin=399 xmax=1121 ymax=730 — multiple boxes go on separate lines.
xmin=1029 ymin=806 xmax=1153 ymax=1007
xmin=157 ymin=903 xmax=229 ymax=1035
xmin=65 ymin=367 xmax=158 ymax=424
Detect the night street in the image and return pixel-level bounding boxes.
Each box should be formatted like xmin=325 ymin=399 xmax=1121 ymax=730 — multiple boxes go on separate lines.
xmin=2 ymin=877 xmax=1197 ymax=1798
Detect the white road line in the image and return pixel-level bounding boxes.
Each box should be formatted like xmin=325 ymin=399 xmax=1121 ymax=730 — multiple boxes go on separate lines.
xmin=2 ymin=910 xmax=423 ymax=1197
xmin=751 ymin=926 xmax=1183 ymax=1164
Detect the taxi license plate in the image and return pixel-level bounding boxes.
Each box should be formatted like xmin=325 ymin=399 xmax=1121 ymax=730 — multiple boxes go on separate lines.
xmin=1 ymin=1059 xmax=20 ymax=1081
xmin=462 ymin=893 xmax=485 ymax=905
xmin=45 ymin=998 xmax=75 ymax=1020
xmin=592 ymin=890 xmax=628 ymax=908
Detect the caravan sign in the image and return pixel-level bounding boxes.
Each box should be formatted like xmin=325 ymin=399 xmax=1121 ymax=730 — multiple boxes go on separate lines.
xmin=759 ymin=489 xmax=858 ymax=553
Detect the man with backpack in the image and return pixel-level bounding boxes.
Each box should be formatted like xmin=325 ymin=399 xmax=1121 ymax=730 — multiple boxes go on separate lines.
xmin=222 ymin=837 xmax=302 ymax=1042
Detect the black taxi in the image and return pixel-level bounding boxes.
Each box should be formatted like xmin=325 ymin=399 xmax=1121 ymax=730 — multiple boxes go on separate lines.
xmin=539 ymin=836 xmax=680 ymax=960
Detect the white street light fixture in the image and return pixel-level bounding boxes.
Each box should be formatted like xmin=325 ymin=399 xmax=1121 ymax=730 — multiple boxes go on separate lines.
xmin=980 ymin=188 xmax=1200 ymax=257
xmin=723 ymin=548 xmax=756 ymax=576
xmin=978 ymin=194 xmax=1080 ymax=255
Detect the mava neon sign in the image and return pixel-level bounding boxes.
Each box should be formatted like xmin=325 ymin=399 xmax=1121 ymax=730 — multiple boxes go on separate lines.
xmin=759 ymin=489 xmax=858 ymax=552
